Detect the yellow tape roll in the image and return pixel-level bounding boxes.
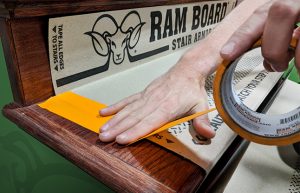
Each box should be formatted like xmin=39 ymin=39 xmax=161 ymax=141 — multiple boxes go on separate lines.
xmin=213 ymin=38 xmax=300 ymax=146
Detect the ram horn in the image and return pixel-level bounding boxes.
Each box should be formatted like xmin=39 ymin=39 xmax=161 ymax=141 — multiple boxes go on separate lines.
xmin=92 ymin=14 xmax=119 ymax=37
xmin=120 ymin=11 xmax=145 ymax=49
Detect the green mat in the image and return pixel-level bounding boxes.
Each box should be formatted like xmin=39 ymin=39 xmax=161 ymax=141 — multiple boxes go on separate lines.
xmin=289 ymin=65 xmax=300 ymax=83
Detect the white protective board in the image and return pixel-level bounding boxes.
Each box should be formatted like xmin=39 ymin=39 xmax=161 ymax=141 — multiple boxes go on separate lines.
xmin=48 ymin=1 xmax=285 ymax=171
xmin=48 ymin=1 xmax=237 ymax=93
xmin=73 ymin=47 xmax=282 ymax=171
xmin=224 ymin=79 xmax=300 ymax=193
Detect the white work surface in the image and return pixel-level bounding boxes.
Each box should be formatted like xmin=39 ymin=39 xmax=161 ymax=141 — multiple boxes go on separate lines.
xmin=224 ymin=79 xmax=300 ymax=193
xmin=73 ymin=47 xmax=280 ymax=172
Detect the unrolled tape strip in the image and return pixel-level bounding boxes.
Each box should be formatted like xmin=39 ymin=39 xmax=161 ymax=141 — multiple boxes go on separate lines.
xmin=38 ymin=91 xmax=113 ymax=133
xmin=38 ymin=91 xmax=216 ymax=143
xmin=213 ymin=38 xmax=300 ymax=146
xmin=39 ymin=39 xmax=300 ymax=145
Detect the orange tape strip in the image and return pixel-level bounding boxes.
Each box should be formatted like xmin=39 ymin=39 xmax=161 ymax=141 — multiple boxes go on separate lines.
xmin=129 ymin=107 xmax=216 ymax=144
xmin=38 ymin=91 xmax=216 ymax=143
xmin=38 ymin=91 xmax=112 ymax=133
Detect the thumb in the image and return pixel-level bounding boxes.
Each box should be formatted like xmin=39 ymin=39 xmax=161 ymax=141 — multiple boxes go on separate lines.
xmin=220 ymin=5 xmax=268 ymax=61
xmin=293 ymin=26 xmax=300 ymax=39
xmin=191 ymin=101 xmax=215 ymax=139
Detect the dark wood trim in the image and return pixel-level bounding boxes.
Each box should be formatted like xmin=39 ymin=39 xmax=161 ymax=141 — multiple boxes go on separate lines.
xmin=0 ymin=18 xmax=24 ymax=104
xmin=1 ymin=17 xmax=55 ymax=105
xmin=0 ymin=2 xmax=9 ymax=18
xmin=3 ymin=103 xmax=248 ymax=192
xmin=9 ymin=17 xmax=54 ymax=105
xmin=1 ymin=0 xmax=219 ymax=18
xmin=3 ymin=103 xmax=206 ymax=193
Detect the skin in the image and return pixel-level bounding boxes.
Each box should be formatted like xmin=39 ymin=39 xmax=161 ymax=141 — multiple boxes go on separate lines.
xmin=221 ymin=0 xmax=300 ymax=73
xmin=99 ymin=0 xmax=300 ymax=145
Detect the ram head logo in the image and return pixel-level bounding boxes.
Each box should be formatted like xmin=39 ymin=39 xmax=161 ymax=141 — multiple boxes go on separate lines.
xmin=85 ymin=11 xmax=145 ymax=65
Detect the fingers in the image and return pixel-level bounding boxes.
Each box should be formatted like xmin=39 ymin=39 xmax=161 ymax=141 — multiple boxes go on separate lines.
xmin=100 ymin=76 xmax=164 ymax=117
xmin=99 ymin=100 xmax=143 ymax=135
xmin=262 ymin=1 xmax=299 ymax=72
xmin=99 ymin=84 xmax=176 ymax=142
xmin=99 ymin=105 xmax=171 ymax=144
xmin=222 ymin=1 xmax=300 ymax=73
xmin=99 ymin=112 xmax=144 ymax=142
xmin=98 ymin=68 xmax=212 ymax=144
xmin=220 ymin=3 xmax=270 ymax=60
xmin=263 ymin=60 xmax=275 ymax=72
xmin=99 ymin=92 xmax=164 ymax=142
xmin=100 ymin=93 xmax=140 ymax=116
xmin=115 ymin=106 xmax=173 ymax=144
xmin=190 ymin=91 xmax=215 ymax=139
xmin=293 ymin=26 xmax=300 ymax=39
xmin=295 ymin=37 xmax=300 ymax=75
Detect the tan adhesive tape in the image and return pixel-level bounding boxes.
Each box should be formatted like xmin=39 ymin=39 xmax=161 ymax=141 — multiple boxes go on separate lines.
xmin=213 ymin=38 xmax=300 ymax=146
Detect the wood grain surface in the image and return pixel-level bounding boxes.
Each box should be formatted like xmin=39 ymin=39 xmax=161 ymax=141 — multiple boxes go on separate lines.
xmin=3 ymin=103 xmax=206 ymax=193
xmin=1 ymin=0 xmax=223 ymax=18
xmin=0 ymin=18 xmax=54 ymax=105
xmin=0 ymin=1 xmax=246 ymax=192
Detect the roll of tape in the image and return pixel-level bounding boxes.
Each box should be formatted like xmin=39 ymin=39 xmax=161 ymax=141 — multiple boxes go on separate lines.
xmin=213 ymin=38 xmax=300 ymax=146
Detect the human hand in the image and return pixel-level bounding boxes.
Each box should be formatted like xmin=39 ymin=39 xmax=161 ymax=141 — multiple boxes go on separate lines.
xmin=221 ymin=0 xmax=300 ymax=74
xmin=97 ymin=0 xmax=273 ymax=145
xmin=98 ymin=59 xmax=216 ymax=144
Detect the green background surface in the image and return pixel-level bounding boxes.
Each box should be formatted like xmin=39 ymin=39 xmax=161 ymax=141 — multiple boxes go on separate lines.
xmin=289 ymin=66 xmax=300 ymax=83
xmin=0 ymin=39 xmax=114 ymax=193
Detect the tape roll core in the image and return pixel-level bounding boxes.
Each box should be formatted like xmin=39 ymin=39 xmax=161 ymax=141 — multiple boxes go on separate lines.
xmin=213 ymin=39 xmax=300 ymax=145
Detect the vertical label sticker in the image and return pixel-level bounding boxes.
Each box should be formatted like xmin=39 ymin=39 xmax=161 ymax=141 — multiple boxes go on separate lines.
xmin=51 ymin=25 xmax=64 ymax=72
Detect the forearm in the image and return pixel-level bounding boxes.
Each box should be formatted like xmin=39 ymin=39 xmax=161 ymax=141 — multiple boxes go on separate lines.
xmin=177 ymin=0 xmax=271 ymax=78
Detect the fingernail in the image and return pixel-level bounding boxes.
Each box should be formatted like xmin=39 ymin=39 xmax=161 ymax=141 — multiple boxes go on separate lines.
xmin=202 ymin=123 xmax=216 ymax=138
xmin=269 ymin=64 xmax=278 ymax=72
xmin=100 ymin=123 xmax=110 ymax=132
xmin=99 ymin=132 xmax=110 ymax=139
xmin=221 ymin=42 xmax=235 ymax=55
xmin=100 ymin=108 xmax=108 ymax=115
xmin=116 ymin=134 xmax=127 ymax=142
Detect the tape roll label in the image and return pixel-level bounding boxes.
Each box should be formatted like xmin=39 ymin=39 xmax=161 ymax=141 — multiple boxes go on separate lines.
xmin=220 ymin=49 xmax=300 ymax=139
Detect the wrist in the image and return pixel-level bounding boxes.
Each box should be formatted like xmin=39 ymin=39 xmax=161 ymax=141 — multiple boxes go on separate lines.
xmin=176 ymin=38 xmax=222 ymax=79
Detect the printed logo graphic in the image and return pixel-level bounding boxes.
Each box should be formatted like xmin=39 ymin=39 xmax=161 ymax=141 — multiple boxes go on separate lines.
xmin=85 ymin=11 xmax=145 ymax=65
xmin=56 ymin=10 xmax=169 ymax=87
xmin=54 ymin=2 xmax=234 ymax=88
